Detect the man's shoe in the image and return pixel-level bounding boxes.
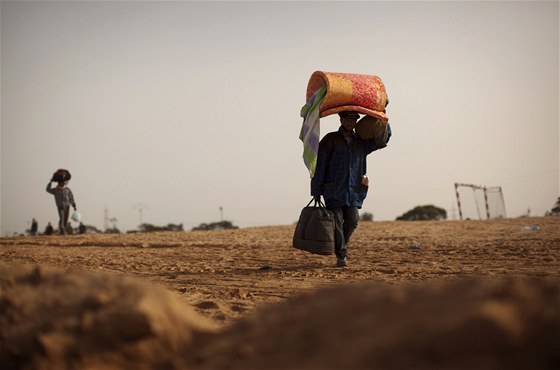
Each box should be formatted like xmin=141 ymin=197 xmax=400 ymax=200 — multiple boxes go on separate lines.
xmin=336 ymin=257 xmax=348 ymax=268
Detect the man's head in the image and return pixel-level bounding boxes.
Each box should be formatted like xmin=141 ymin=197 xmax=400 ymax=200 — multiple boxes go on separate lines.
xmin=339 ymin=111 xmax=360 ymax=131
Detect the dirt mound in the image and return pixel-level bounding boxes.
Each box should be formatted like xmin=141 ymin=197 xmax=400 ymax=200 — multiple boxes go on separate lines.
xmin=0 ymin=264 xmax=216 ymax=370
xmin=3 ymin=263 xmax=557 ymax=370
xmin=192 ymin=278 xmax=560 ymax=370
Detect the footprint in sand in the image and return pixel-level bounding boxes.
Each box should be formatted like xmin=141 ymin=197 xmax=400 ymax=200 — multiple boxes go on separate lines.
xmin=194 ymin=301 xmax=219 ymax=310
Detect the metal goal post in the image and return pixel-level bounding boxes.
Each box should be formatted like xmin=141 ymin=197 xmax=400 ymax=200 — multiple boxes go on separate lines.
xmin=454 ymin=183 xmax=506 ymax=221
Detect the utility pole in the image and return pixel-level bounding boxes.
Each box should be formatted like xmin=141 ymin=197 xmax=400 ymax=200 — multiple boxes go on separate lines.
xmin=109 ymin=217 xmax=118 ymax=230
xmin=104 ymin=206 xmax=109 ymax=231
xmin=133 ymin=203 xmax=148 ymax=226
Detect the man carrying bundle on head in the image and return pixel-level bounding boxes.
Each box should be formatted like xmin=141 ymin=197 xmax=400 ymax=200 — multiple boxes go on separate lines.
xmin=311 ymin=110 xmax=391 ymax=267
xmin=299 ymin=71 xmax=393 ymax=267
xmin=46 ymin=169 xmax=77 ymax=235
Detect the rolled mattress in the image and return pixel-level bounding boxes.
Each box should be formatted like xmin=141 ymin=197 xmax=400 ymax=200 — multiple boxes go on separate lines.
xmin=306 ymin=71 xmax=389 ymax=122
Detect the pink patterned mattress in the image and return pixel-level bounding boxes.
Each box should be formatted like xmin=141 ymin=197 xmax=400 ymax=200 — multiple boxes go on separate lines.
xmin=306 ymin=71 xmax=389 ymax=122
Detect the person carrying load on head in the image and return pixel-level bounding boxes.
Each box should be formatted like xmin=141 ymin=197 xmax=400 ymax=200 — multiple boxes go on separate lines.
xmin=311 ymin=110 xmax=391 ymax=267
xmin=300 ymin=71 xmax=392 ymax=267
xmin=46 ymin=169 xmax=77 ymax=235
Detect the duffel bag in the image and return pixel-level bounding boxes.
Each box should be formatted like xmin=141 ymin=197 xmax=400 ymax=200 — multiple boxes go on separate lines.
xmin=293 ymin=197 xmax=335 ymax=255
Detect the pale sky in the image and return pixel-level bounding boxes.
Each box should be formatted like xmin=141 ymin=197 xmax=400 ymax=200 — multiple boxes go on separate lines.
xmin=1 ymin=1 xmax=558 ymax=235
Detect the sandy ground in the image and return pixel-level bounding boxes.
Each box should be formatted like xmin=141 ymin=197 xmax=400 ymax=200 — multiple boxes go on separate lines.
xmin=1 ymin=217 xmax=559 ymax=369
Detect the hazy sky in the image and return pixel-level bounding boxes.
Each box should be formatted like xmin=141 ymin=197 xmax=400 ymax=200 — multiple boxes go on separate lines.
xmin=1 ymin=1 xmax=558 ymax=235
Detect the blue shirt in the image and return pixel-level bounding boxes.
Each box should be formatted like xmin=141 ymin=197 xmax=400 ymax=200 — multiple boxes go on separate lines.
xmin=311 ymin=125 xmax=391 ymax=209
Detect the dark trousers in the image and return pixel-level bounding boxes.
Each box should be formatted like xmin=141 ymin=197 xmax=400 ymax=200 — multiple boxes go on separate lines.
xmin=57 ymin=206 xmax=70 ymax=234
xmin=331 ymin=206 xmax=359 ymax=259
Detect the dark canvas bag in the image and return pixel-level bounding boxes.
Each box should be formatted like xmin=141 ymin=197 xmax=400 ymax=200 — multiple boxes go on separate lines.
xmin=293 ymin=198 xmax=335 ymax=255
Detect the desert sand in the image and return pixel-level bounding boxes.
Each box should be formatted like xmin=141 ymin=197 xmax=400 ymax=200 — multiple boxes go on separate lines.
xmin=1 ymin=217 xmax=559 ymax=369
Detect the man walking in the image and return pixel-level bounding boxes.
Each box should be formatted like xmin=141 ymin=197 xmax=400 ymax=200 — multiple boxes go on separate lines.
xmin=46 ymin=180 xmax=77 ymax=235
xmin=311 ymin=111 xmax=391 ymax=267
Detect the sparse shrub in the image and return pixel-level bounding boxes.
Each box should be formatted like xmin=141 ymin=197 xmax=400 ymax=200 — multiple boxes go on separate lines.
xmin=360 ymin=212 xmax=374 ymax=222
xmin=545 ymin=197 xmax=560 ymax=216
xmin=192 ymin=220 xmax=238 ymax=231
xmin=396 ymin=205 xmax=447 ymax=221
xmin=138 ymin=223 xmax=184 ymax=233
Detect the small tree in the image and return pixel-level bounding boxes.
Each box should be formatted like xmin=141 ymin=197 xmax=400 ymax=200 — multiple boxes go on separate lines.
xmin=192 ymin=220 xmax=238 ymax=231
xmin=545 ymin=197 xmax=560 ymax=216
xmin=396 ymin=205 xmax=447 ymax=221
xmin=360 ymin=212 xmax=374 ymax=222
xmin=138 ymin=223 xmax=184 ymax=232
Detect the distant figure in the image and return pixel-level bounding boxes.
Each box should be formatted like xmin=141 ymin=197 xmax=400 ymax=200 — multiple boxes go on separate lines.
xmin=78 ymin=222 xmax=86 ymax=234
xmin=44 ymin=222 xmax=54 ymax=236
xmin=30 ymin=218 xmax=38 ymax=236
xmin=46 ymin=180 xmax=77 ymax=235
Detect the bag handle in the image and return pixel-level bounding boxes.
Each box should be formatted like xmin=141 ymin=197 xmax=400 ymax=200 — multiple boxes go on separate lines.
xmin=307 ymin=196 xmax=327 ymax=208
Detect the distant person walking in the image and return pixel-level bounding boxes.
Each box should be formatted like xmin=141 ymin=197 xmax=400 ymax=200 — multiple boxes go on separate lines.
xmin=44 ymin=222 xmax=54 ymax=236
xmin=46 ymin=180 xmax=77 ymax=235
xmin=30 ymin=218 xmax=38 ymax=236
